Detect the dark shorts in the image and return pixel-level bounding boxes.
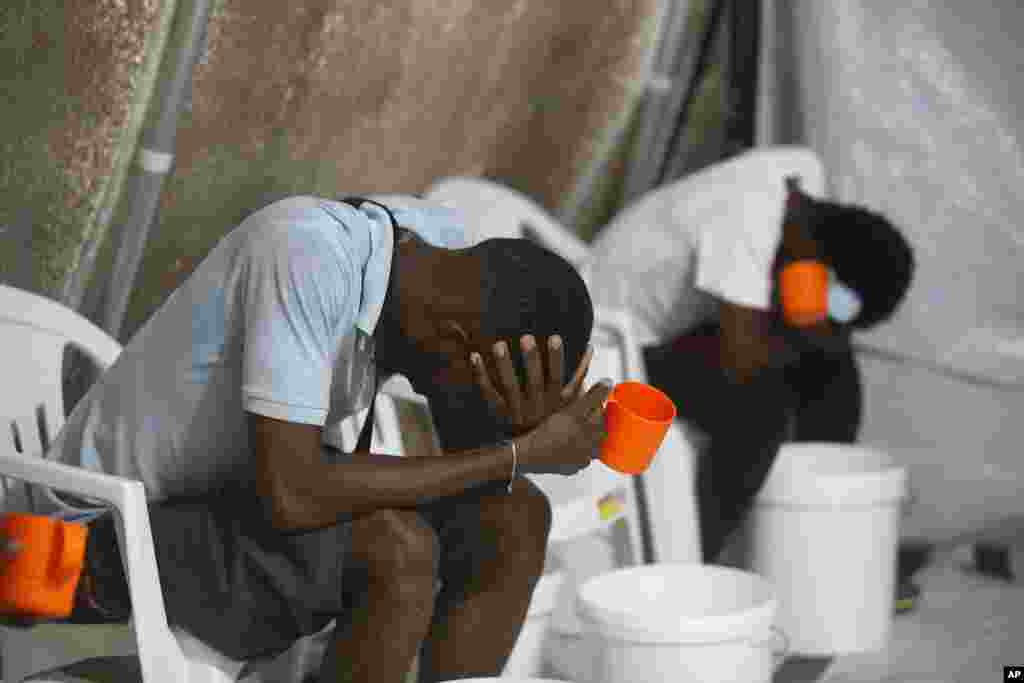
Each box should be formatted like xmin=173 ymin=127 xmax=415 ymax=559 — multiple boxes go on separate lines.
xmin=75 ymin=480 xmax=511 ymax=661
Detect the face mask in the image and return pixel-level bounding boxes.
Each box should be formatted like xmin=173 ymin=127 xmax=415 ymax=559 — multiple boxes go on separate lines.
xmin=827 ymin=275 xmax=862 ymax=324
xmin=779 ymin=260 xmax=863 ymax=327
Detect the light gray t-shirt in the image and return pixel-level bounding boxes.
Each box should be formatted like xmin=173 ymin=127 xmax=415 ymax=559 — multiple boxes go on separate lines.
xmin=49 ymin=195 xmax=466 ymax=502
xmin=583 ymin=146 xmax=827 ymax=346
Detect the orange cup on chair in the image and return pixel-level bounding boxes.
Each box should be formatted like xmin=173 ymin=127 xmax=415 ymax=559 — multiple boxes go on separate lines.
xmin=779 ymin=260 xmax=829 ymax=327
xmin=0 ymin=513 xmax=88 ymax=619
xmin=600 ymin=381 xmax=677 ymax=475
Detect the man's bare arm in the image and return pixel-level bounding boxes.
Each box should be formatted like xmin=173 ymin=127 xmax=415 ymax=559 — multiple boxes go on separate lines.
xmin=717 ymin=301 xmax=783 ymax=384
xmin=250 ymin=413 xmax=515 ymax=532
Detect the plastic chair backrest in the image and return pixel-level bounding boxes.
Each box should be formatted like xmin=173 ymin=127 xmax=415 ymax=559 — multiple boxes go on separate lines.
xmin=424 ymin=177 xmax=591 ymax=267
xmin=587 ymin=308 xmax=701 ymax=564
xmin=0 ymin=285 xmax=121 ymax=425
xmin=0 ymin=286 xmax=246 ymax=682
xmin=326 ymin=393 xmax=407 ymax=456
xmin=0 ymin=285 xmax=122 ymax=513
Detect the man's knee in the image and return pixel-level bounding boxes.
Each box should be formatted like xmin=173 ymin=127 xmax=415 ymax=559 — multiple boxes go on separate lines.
xmin=514 ymin=478 xmax=553 ymax=545
xmin=350 ymin=509 xmax=439 ymax=594
xmin=480 ymin=478 xmax=552 ymax=568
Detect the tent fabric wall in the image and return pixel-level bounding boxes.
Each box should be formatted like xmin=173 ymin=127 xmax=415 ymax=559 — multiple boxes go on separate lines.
xmin=764 ymin=0 xmax=1024 ymax=382
xmin=759 ymin=0 xmax=1024 ymax=542
xmin=0 ymin=0 xmax=178 ymax=305
xmin=117 ymin=0 xmax=661 ymax=338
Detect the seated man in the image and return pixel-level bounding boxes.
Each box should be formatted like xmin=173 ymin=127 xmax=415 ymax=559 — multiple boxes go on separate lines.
xmin=2 ymin=195 xmax=609 ymax=683
xmin=584 ymin=146 xmax=915 ymax=563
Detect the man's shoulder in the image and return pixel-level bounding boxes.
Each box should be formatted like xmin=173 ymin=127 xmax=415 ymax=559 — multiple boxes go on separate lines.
xmin=241 ymin=196 xmax=344 ymax=233
xmin=236 ymin=196 xmax=362 ymax=261
xmin=232 ymin=198 xmax=363 ymax=324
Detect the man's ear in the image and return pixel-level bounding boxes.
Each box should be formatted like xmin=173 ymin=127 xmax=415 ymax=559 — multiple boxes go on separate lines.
xmin=437 ymin=319 xmax=483 ymax=386
xmin=438 ymin=319 xmax=469 ymax=342
xmin=437 ymin=320 xmax=474 ymax=359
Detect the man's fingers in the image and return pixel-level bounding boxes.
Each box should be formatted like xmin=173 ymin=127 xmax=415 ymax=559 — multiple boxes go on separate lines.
xmin=521 ymin=335 xmax=545 ymax=406
xmin=577 ymin=347 xmax=594 ymax=396
xmin=582 ymin=422 xmax=608 ymax=463
xmin=572 ymin=378 xmax=614 ymax=422
xmin=493 ymin=341 xmax=524 ymax=424
xmin=545 ymin=335 xmax=565 ymax=402
xmin=561 ymin=345 xmax=593 ymax=402
xmin=470 ymin=353 xmax=506 ymax=413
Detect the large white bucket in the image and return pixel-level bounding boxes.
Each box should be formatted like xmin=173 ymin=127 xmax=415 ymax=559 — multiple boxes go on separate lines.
xmin=750 ymin=443 xmax=907 ymax=655
xmin=577 ymin=564 xmax=785 ymax=683
xmin=503 ymin=571 xmax=567 ymax=677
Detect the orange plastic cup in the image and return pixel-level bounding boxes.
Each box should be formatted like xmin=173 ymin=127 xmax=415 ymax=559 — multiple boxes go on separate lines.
xmin=600 ymin=381 xmax=677 ymax=474
xmin=779 ymin=260 xmax=829 ymax=327
xmin=0 ymin=513 xmax=88 ymax=619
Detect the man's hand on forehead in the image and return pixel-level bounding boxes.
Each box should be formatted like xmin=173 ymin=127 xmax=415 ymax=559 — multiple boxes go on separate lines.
xmin=470 ymin=334 xmax=593 ymax=436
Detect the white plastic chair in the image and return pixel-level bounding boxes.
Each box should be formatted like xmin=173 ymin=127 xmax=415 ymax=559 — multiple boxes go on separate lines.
xmin=527 ymin=307 xmax=651 ymax=560
xmin=424 ymin=176 xmax=592 ymax=267
xmin=325 ymin=391 xmax=409 ymax=457
xmin=0 ymin=285 xmax=283 ymax=682
xmin=321 ymin=375 xmax=443 ymax=460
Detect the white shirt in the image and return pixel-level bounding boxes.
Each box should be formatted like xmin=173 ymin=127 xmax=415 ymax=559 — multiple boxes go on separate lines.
xmin=584 ymin=146 xmax=827 ymax=346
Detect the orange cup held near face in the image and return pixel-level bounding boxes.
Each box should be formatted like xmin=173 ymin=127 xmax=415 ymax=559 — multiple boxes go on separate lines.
xmin=779 ymin=260 xmax=829 ymax=327
xmin=0 ymin=513 xmax=88 ymax=619
xmin=600 ymin=381 xmax=677 ymax=474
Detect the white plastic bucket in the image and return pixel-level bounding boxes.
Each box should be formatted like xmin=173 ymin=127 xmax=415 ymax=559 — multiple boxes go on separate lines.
xmin=503 ymin=571 xmax=567 ymax=677
xmin=545 ymin=534 xmax=618 ymax=682
xmin=577 ymin=564 xmax=786 ymax=683
xmin=750 ymin=443 xmax=907 ymax=655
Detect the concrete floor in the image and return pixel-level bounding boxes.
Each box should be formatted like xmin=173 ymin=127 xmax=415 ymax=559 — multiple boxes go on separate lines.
xmin=809 ymin=546 xmax=1024 ymax=683
xmin=774 ymin=544 xmax=1024 ymax=683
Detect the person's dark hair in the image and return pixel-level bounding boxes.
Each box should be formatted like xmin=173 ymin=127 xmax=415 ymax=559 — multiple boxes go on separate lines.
xmin=807 ymin=199 xmax=915 ymax=329
xmin=472 ymin=238 xmax=594 ymax=387
xmin=424 ymin=238 xmax=594 ymax=452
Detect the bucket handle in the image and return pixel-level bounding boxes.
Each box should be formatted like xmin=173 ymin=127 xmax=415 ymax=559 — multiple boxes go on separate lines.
xmin=753 ymin=626 xmax=790 ymax=669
